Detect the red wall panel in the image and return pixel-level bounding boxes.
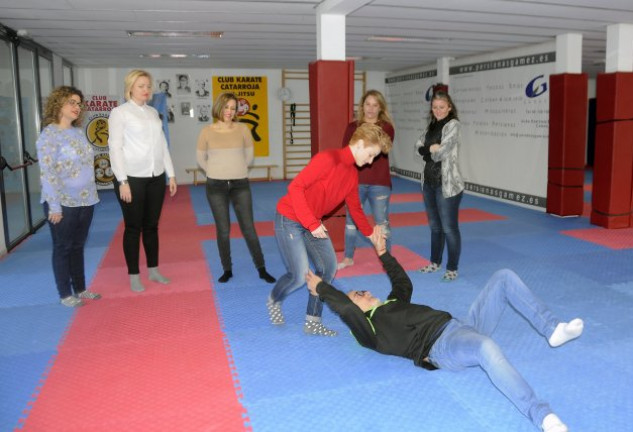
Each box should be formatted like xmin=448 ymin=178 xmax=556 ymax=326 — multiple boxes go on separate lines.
xmin=546 ymin=73 xmax=588 ymax=216
xmin=308 ymin=60 xmax=355 ymax=250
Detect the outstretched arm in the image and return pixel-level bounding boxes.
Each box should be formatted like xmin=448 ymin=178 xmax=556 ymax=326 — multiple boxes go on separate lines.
xmin=369 ymin=226 xmax=413 ymax=303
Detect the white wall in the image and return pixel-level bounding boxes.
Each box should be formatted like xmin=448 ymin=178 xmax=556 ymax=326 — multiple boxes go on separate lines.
xmin=76 ymin=67 xmax=388 ymax=184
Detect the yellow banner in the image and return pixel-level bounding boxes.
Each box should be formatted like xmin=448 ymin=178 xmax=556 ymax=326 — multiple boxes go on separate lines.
xmin=212 ymin=76 xmax=269 ymax=156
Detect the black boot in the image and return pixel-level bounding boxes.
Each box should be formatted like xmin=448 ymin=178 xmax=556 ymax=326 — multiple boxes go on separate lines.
xmin=258 ymin=267 xmax=276 ymax=283
xmin=218 ymin=270 xmax=233 ymax=283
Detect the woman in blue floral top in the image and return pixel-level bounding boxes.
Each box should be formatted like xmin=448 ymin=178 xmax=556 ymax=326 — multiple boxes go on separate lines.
xmin=36 ymin=86 xmax=101 ymax=307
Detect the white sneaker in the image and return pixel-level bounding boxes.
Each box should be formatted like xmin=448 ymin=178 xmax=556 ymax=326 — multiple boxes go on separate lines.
xmin=61 ymin=296 xmax=84 ymax=307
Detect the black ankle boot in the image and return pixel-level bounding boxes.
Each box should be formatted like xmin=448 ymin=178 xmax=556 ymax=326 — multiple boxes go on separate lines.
xmin=258 ymin=267 xmax=276 ymax=283
xmin=218 ymin=270 xmax=233 ymax=283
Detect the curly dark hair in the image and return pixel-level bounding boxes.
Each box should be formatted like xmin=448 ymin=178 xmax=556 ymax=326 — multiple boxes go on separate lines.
xmin=428 ymin=90 xmax=459 ymax=125
xmin=42 ymin=86 xmax=85 ymax=128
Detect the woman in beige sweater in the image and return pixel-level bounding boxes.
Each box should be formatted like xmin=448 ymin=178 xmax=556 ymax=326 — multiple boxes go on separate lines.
xmin=196 ymin=92 xmax=275 ymax=284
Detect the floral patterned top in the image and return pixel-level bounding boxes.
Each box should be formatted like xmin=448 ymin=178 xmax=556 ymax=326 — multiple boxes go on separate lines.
xmin=36 ymin=124 xmax=99 ymax=213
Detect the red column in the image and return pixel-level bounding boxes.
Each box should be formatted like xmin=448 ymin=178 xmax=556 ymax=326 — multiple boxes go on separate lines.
xmin=591 ymin=72 xmax=633 ymax=228
xmin=546 ymin=73 xmax=588 ymax=216
xmin=308 ymin=60 xmax=355 ymax=251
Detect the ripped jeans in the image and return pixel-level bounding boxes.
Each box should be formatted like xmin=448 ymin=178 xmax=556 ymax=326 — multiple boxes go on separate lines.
xmin=344 ymin=184 xmax=391 ymax=259
xmin=270 ymin=212 xmax=337 ymax=317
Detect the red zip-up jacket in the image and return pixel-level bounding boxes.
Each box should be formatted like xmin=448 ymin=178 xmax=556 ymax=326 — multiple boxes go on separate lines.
xmin=277 ymin=146 xmax=372 ymax=235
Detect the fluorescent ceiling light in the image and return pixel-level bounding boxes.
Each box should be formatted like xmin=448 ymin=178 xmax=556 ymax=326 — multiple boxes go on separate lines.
xmin=128 ymin=31 xmax=223 ymax=38
xmin=367 ymin=35 xmax=448 ymax=43
xmin=138 ymin=53 xmax=211 ymax=59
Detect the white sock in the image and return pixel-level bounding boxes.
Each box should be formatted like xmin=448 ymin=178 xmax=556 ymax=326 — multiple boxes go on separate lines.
xmin=148 ymin=267 xmax=170 ymax=284
xmin=542 ymin=413 xmax=568 ymax=432
xmin=549 ymin=318 xmax=584 ymax=347
xmin=130 ymin=274 xmax=145 ymax=292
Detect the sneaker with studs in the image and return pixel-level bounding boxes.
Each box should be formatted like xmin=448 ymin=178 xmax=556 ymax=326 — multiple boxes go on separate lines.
xmin=78 ymin=291 xmax=102 ymax=300
xmin=441 ymin=270 xmax=458 ymax=282
xmin=303 ymin=320 xmax=337 ymax=336
xmin=418 ymin=262 xmax=441 ymax=273
xmin=267 ymin=298 xmax=285 ymax=325
xmin=61 ymin=296 xmax=84 ymax=307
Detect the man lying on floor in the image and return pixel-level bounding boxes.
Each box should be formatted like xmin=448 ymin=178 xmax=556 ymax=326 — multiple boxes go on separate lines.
xmin=306 ymin=227 xmax=583 ymax=432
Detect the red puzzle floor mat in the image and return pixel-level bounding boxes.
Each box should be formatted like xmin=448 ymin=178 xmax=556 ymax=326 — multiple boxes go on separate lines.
xmin=335 ymin=245 xmax=428 ymax=278
xmin=19 ymin=188 xmax=249 ymax=432
xmin=390 ymin=192 xmax=423 ymax=203
xmin=389 ymin=209 xmax=505 ymax=227
xmin=562 ymin=226 xmax=633 ymax=250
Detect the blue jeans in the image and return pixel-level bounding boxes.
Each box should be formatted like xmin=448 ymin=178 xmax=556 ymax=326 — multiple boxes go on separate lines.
xmin=205 ymin=178 xmax=265 ymax=271
xmin=44 ymin=203 xmax=95 ymax=299
xmin=344 ymin=184 xmax=391 ymax=259
xmin=423 ymin=183 xmax=463 ymax=271
xmin=428 ymin=269 xmax=561 ymax=428
xmin=270 ymin=212 xmax=337 ymax=317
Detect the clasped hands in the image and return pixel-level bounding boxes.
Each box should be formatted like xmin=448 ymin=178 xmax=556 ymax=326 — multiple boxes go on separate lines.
xmin=305 ymin=225 xmax=387 ymax=296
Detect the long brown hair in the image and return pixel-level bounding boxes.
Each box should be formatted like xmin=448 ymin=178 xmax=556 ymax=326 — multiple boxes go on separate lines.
xmin=42 ymin=86 xmax=85 ymax=128
xmin=428 ymin=91 xmax=459 ymax=125
xmin=356 ymin=89 xmax=394 ymax=126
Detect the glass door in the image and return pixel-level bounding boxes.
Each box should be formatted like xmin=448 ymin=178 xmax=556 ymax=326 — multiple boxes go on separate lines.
xmin=18 ymin=46 xmax=46 ymax=232
xmin=0 ymin=39 xmax=29 ymax=247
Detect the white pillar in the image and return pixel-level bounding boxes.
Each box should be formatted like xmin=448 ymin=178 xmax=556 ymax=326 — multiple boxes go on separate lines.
xmin=316 ymin=0 xmax=372 ymax=61
xmin=605 ymin=23 xmax=633 ymax=73
xmin=316 ymin=13 xmax=346 ymax=61
xmin=556 ymin=33 xmax=583 ymax=73
xmin=436 ymin=57 xmax=451 ymax=85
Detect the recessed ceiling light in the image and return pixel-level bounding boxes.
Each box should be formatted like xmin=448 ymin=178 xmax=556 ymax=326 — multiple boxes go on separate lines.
xmin=169 ymin=54 xmax=188 ymax=58
xmin=367 ymin=35 xmax=448 ymax=43
xmin=127 ymin=31 xmax=223 ymax=38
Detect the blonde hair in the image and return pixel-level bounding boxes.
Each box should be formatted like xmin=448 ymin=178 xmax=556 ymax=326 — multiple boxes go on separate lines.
xmin=211 ymin=92 xmax=238 ymax=122
xmin=42 ymin=86 xmax=85 ymax=128
xmin=123 ymin=69 xmax=153 ymax=101
xmin=356 ymin=89 xmax=394 ymax=126
xmin=349 ymin=122 xmax=392 ymax=154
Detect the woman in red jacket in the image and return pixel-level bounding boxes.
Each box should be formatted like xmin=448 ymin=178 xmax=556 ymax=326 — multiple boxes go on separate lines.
xmin=267 ymin=123 xmax=392 ymax=336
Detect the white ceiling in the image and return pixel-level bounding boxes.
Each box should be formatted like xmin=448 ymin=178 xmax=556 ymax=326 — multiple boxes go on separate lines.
xmin=1 ymin=0 xmax=632 ymax=77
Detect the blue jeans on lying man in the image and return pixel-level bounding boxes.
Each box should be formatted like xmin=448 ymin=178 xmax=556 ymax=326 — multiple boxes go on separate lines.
xmin=427 ymin=269 xmax=561 ymax=429
xmin=270 ymin=212 xmax=337 ymax=317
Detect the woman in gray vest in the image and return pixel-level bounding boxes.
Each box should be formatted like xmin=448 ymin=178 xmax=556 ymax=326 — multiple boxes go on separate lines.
xmin=415 ymin=91 xmax=464 ymax=281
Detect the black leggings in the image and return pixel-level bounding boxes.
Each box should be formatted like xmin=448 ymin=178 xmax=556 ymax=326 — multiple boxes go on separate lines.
xmin=114 ymin=173 xmax=166 ymax=274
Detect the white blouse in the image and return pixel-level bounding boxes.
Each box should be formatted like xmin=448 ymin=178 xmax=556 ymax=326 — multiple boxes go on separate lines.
xmin=108 ymin=100 xmax=175 ymax=181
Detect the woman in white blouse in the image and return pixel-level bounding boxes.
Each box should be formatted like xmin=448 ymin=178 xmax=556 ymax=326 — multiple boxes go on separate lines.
xmin=108 ymin=69 xmax=177 ymax=292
